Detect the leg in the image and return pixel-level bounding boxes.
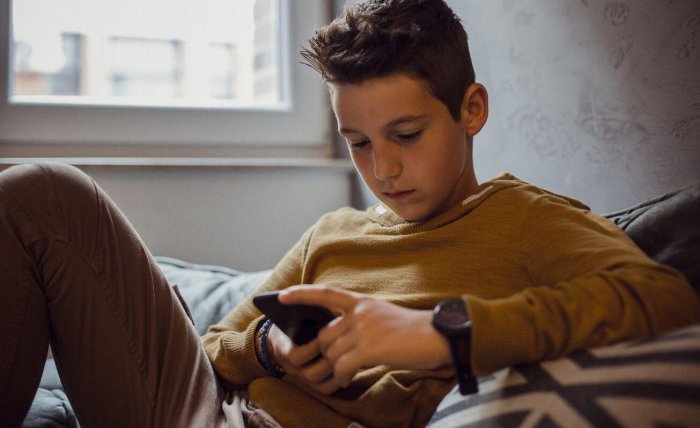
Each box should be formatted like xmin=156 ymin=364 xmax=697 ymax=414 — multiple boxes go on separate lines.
xmin=0 ymin=163 xmax=225 ymax=427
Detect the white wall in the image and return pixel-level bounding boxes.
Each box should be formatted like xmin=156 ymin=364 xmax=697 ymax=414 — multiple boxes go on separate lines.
xmin=85 ymin=166 xmax=352 ymax=271
xmin=449 ymin=0 xmax=700 ymax=213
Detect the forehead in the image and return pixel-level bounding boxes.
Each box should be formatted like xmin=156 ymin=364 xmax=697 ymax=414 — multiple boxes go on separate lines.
xmin=329 ymin=74 xmax=444 ymax=132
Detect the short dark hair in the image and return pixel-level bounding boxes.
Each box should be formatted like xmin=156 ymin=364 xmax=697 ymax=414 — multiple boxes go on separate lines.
xmin=301 ymin=0 xmax=475 ymax=121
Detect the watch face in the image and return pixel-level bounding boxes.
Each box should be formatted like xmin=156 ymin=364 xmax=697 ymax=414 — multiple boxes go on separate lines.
xmin=435 ymin=299 xmax=470 ymax=328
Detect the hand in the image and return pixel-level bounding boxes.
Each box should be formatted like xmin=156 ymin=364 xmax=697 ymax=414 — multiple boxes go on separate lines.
xmin=278 ymin=285 xmax=452 ymax=391
xmin=264 ymin=322 xmax=339 ymax=394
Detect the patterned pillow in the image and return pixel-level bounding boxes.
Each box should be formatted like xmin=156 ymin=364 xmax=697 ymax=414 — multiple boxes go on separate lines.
xmin=428 ymin=325 xmax=700 ymax=427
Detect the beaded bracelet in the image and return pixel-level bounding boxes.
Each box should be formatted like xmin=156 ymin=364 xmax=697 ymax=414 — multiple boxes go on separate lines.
xmin=260 ymin=319 xmax=285 ymax=378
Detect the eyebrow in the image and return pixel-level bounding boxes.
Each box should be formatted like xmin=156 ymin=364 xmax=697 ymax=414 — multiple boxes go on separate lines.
xmin=339 ymin=114 xmax=428 ymax=135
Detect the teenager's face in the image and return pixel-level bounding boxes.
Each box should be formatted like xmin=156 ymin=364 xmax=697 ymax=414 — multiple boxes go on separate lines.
xmin=331 ymin=74 xmax=479 ymax=222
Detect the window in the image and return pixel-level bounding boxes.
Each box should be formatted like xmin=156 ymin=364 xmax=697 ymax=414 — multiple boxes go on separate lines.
xmin=0 ymin=0 xmax=332 ymax=157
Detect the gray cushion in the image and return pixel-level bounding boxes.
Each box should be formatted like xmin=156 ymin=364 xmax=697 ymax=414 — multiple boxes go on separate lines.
xmin=155 ymin=256 xmax=271 ymax=335
xmin=605 ymin=182 xmax=700 ymax=292
xmin=21 ymin=389 xmax=77 ymax=428
xmin=22 ymin=360 xmax=78 ymax=428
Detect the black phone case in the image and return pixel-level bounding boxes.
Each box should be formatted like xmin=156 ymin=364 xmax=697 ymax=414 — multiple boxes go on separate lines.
xmin=252 ymin=291 xmax=336 ymax=345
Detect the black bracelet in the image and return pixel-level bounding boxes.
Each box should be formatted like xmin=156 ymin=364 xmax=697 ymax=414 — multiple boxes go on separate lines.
xmin=260 ymin=319 xmax=284 ymax=378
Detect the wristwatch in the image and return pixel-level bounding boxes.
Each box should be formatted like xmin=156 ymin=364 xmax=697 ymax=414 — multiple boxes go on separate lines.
xmin=432 ymin=298 xmax=479 ymax=395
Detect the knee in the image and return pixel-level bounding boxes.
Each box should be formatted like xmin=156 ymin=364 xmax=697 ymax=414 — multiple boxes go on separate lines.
xmin=2 ymin=162 xmax=92 ymax=194
xmin=0 ymin=163 xmax=46 ymax=188
xmin=0 ymin=164 xmax=49 ymax=202
xmin=0 ymin=163 xmax=98 ymax=220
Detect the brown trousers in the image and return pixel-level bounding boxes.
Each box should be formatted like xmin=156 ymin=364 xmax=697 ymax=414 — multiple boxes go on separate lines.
xmin=0 ymin=163 xmax=241 ymax=427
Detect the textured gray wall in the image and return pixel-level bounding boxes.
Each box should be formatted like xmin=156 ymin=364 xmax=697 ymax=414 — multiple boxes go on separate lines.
xmin=450 ymin=0 xmax=700 ymax=212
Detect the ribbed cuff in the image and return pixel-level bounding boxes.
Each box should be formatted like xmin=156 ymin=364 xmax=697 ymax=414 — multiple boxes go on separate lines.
xmin=465 ymin=295 xmax=538 ymax=376
xmin=202 ymin=315 xmax=271 ymax=386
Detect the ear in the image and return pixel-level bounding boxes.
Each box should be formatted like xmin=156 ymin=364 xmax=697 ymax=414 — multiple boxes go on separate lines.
xmin=460 ymin=83 xmax=489 ymax=137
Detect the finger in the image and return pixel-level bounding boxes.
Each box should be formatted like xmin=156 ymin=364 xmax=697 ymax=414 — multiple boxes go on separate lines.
xmin=269 ymin=326 xmax=321 ymax=373
xmin=297 ymin=356 xmax=334 ymax=384
xmin=333 ymin=352 xmax=364 ymax=388
xmin=289 ymin=339 xmax=321 ymax=367
xmin=317 ymin=314 xmax=353 ymax=353
xmin=278 ymin=285 xmax=359 ymax=313
xmin=269 ymin=329 xmax=300 ymax=375
xmin=323 ymin=330 xmax=356 ymax=363
xmin=286 ymin=338 xmax=323 ymax=367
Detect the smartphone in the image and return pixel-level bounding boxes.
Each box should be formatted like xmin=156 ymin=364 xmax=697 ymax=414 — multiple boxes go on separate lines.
xmin=252 ymin=291 xmax=336 ymax=345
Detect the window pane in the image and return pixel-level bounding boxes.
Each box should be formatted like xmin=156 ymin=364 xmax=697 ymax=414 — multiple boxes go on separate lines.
xmin=11 ymin=0 xmax=282 ymax=107
xmin=14 ymin=32 xmax=81 ymax=96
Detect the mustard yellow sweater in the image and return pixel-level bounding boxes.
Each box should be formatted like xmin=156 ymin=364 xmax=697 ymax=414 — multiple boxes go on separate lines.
xmin=202 ymin=174 xmax=700 ymax=428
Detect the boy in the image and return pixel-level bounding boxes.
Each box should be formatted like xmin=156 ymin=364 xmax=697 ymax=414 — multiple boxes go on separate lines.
xmin=202 ymin=0 xmax=700 ymax=426
xmin=0 ymin=0 xmax=698 ymax=427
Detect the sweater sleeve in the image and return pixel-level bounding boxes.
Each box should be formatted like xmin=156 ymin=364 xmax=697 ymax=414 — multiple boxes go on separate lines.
xmin=201 ymin=226 xmax=314 ymax=388
xmin=466 ymin=193 xmax=700 ymax=376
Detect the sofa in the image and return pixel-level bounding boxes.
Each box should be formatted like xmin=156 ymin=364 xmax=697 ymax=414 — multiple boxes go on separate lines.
xmin=23 ymin=183 xmax=700 ymax=427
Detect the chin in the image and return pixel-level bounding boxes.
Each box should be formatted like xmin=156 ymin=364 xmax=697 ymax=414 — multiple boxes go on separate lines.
xmin=381 ymin=199 xmax=435 ymax=222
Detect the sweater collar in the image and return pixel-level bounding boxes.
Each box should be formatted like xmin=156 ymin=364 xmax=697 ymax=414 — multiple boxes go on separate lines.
xmin=366 ymin=173 xmax=523 ymax=232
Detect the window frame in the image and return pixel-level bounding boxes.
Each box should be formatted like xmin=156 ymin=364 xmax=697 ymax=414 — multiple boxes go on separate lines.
xmin=0 ymin=0 xmax=334 ymax=158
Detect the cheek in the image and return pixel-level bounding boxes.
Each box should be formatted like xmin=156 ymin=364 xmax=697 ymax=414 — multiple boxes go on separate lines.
xmin=417 ymin=142 xmax=462 ymax=170
xmin=439 ymin=131 xmax=469 ymax=168
xmin=350 ymin=153 xmax=376 ymax=184
xmin=418 ymin=139 xmax=468 ymax=181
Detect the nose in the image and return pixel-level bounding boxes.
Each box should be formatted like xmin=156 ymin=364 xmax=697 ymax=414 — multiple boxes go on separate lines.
xmin=372 ymin=140 xmax=402 ymax=181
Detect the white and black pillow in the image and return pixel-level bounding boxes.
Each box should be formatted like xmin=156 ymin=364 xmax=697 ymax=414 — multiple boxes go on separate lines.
xmin=429 ymin=324 xmax=700 ymax=428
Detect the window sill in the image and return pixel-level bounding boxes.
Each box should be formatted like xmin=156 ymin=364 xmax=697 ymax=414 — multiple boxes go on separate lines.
xmin=0 ymin=157 xmax=354 ymax=171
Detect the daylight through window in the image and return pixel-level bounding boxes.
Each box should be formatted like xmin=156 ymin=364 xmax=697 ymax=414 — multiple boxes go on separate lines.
xmin=12 ymin=0 xmax=282 ymax=108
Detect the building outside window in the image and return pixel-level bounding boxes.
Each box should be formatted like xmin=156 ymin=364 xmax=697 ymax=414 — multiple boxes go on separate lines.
xmin=11 ymin=0 xmax=280 ymax=107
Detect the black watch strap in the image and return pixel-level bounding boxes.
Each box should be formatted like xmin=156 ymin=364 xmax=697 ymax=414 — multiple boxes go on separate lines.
xmin=448 ymin=325 xmax=478 ymax=395
xmin=433 ymin=298 xmax=479 ymax=395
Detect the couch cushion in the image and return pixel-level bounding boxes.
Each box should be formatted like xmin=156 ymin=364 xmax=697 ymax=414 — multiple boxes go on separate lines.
xmin=428 ymin=324 xmax=700 ymax=427
xmin=21 ymin=387 xmax=77 ymax=428
xmin=605 ymin=182 xmax=700 ymax=293
xmin=155 ymin=256 xmax=271 ymax=336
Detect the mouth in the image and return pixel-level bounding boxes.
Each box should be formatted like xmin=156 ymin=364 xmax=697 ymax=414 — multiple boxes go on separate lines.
xmin=382 ymin=189 xmax=416 ymax=201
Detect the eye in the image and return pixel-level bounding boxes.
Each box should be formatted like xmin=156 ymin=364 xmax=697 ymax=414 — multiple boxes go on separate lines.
xmin=397 ymin=130 xmax=423 ymax=142
xmin=349 ymin=140 xmax=370 ymax=150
